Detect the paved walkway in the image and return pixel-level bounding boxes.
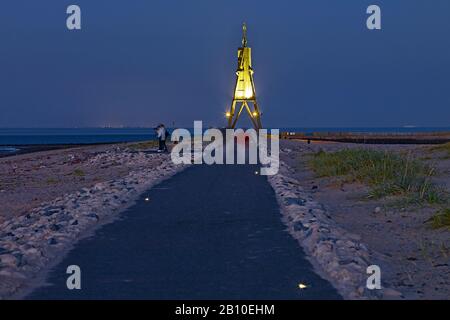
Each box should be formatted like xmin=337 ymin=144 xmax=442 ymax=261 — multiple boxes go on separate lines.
xmin=27 ymin=163 xmax=340 ymax=299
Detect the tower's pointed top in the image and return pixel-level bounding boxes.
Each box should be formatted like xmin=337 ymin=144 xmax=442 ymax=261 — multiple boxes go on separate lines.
xmin=242 ymin=22 xmax=247 ymax=47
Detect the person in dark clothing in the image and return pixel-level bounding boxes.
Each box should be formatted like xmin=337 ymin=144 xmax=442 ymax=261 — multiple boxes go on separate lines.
xmin=156 ymin=124 xmax=169 ymax=152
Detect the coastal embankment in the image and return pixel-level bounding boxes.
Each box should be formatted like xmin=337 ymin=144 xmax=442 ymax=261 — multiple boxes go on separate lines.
xmin=281 ymin=131 xmax=450 ymax=145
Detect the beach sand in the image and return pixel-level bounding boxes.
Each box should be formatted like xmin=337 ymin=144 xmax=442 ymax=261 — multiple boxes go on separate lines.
xmin=0 ymin=142 xmax=161 ymax=224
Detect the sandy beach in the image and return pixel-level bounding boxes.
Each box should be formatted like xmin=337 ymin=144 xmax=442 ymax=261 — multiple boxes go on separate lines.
xmin=0 ymin=142 xmax=162 ymax=223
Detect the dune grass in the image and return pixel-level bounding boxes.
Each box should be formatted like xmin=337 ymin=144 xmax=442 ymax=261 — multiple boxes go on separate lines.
xmin=128 ymin=140 xmax=159 ymax=150
xmin=308 ymin=148 xmax=446 ymax=204
xmin=73 ymin=169 xmax=85 ymax=177
xmin=46 ymin=178 xmax=58 ymax=184
xmin=430 ymin=208 xmax=450 ymax=230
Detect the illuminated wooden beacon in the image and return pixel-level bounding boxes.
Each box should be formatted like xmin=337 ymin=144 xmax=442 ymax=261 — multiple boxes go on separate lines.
xmin=226 ymin=23 xmax=263 ymax=130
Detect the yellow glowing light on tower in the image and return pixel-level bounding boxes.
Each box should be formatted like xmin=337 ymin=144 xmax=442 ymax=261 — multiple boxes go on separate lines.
xmin=234 ymin=43 xmax=255 ymax=100
xmin=226 ymin=23 xmax=263 ymax=130
xmin=225 ymin=112 xmax=231 ymax=118
xmin=244 ymin=87 xmax=253 ymax=99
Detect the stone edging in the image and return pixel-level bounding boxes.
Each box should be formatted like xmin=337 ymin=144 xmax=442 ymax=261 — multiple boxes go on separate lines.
xmin=268 ymin=160 xmax=394 ymax=299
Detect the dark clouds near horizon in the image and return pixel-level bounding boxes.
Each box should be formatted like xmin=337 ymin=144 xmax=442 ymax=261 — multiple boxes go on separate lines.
xmin=0 ymin=0 xmax=449 ymax=128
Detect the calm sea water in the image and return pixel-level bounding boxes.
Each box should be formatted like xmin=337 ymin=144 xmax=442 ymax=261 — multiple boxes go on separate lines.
xmin=1 ymin=127 xmax=450 ymax=154
xmin=0 ymin=128 xmax=157 ymax=154
xmin=0 ymin=128 xmax=157 ymax=145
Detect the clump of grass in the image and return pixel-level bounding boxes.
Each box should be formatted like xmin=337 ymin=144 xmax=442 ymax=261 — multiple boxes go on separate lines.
xmin=73 ymin=169 xmax=85 ymax=177
xmin=128 ymin=140 xmax=158 ymax=150
xmin=430 ymin=209 xmax=450 ymax=230
xmin=46 ymin=178 xmax=58 ymax=184
xmin=309 ymin=148 xmax=445 ymax=204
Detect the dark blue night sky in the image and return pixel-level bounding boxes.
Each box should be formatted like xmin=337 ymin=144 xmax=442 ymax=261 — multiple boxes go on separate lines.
xmin=0 ymin=0 xmax=449 ymax=128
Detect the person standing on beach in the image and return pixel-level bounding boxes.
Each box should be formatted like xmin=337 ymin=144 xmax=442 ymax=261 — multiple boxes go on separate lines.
xmin=156 ymin=124 xmax=169 ymax=152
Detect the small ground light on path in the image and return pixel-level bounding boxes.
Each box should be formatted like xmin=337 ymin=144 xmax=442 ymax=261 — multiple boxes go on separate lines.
xmin=298 ymin=283 xmax=308 ymax=289
xmin=145 ymin=197 xmax=150 ymax=202
xmin=255 ymin=171 xmax=259 ymax=175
